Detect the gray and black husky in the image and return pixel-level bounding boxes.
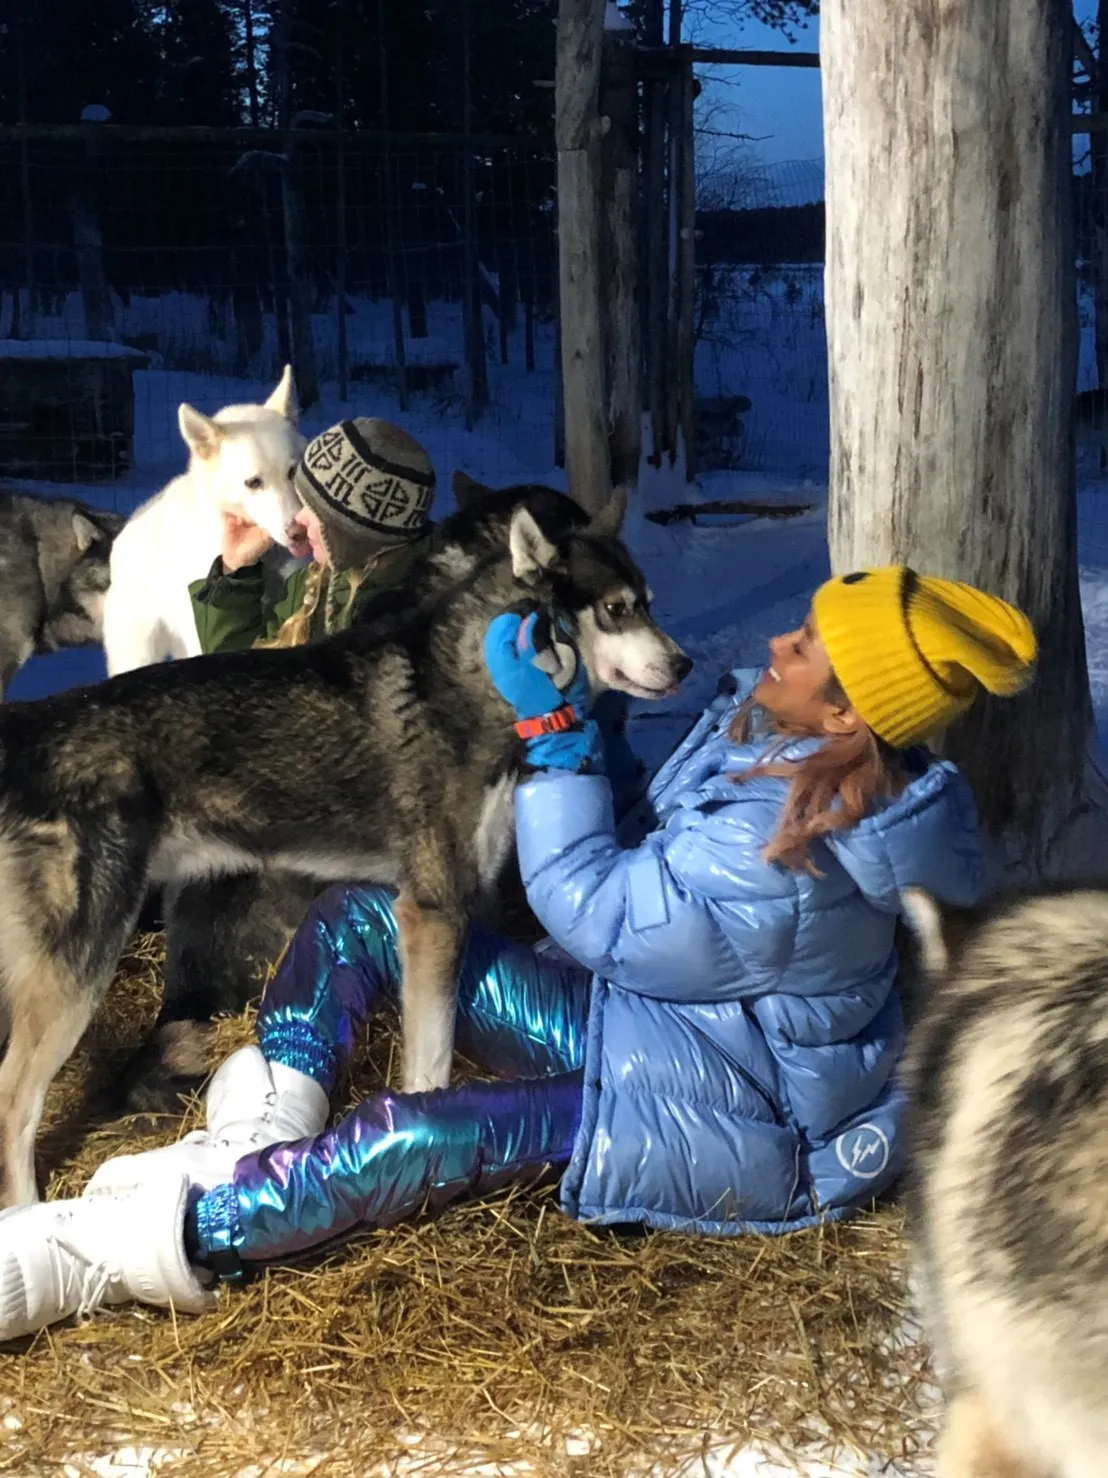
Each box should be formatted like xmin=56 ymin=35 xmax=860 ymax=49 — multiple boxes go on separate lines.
xmin=0 ymin=483 xmax=690 ymax=1206
xmin=0 ymin=491 xmax=123 ymax=698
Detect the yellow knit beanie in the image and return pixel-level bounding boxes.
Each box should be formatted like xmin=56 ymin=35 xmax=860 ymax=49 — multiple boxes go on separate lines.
xmin=811 ymin=567 xmax=1038 ymax=749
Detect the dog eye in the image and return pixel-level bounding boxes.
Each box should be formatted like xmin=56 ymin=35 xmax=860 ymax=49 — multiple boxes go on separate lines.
xmin=244 ymin=475 xmax=264 ymax=490
xmin=287 ymin=464 xmax=297 ymax=480
xmin=604 ymin=600 xmax=628 ymax=620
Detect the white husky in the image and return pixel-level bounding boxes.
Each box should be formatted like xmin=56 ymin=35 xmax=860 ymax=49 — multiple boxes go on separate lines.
xmin=102 ymin=366 xmax=307 ymax=675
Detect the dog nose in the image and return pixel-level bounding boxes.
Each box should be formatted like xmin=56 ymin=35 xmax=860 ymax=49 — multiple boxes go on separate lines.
xmin=673 ymin=653 xmax=694 ymax=682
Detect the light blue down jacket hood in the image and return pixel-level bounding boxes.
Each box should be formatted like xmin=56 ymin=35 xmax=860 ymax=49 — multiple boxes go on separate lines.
xmin=515 ymin=670 xmax=985 ymax=1235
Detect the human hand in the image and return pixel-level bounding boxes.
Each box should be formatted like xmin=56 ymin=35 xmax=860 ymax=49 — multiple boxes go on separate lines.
xmin=484 ymin=609 xmax=603 ymax=773
xmin=220 ymin=513 xmax=274 ymax=572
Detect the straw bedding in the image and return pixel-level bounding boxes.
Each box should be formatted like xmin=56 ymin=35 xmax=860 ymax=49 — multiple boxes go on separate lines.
xmin=0 ymin=935 xmax=936 ymax=1477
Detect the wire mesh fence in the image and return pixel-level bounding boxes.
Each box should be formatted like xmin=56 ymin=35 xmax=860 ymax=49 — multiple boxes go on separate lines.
xmin=692 ymin=156 xmax=827 ymax=481
xmin=0 ymin=118 xmax=836 ymax=511
xmin=4 ymin=111 xmax=1103 ymax=532
xmin=0 ymin=125 xmax=559 ymax=505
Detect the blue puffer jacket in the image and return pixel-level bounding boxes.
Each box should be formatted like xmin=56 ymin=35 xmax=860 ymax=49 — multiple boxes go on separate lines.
xmin=515 ymin=670 xmax=984 ymax=1235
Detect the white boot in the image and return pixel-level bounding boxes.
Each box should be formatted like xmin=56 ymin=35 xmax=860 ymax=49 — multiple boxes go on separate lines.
xmin=0 ymin=1173 xmax=215 ymax=1341
xmin=206 ymin=1045 xmax=330 ymax=1145
xmin=86 ymin=1046 xmax=330 ymax=1197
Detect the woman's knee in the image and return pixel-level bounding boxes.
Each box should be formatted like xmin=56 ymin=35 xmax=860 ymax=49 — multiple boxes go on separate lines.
xmin=312 ymin=881 xmax=398 ymax=931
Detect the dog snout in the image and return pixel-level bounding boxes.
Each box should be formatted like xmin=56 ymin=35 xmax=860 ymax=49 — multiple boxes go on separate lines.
xmin=672 ymin=652 xmax=694 ymax=683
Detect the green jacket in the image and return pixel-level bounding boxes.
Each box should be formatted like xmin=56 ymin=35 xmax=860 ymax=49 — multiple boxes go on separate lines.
xmin=189 ymin=535 xmax=432 ymax=655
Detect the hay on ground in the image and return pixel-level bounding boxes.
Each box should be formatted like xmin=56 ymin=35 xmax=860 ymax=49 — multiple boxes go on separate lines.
xmin=0 ymin=935 xmax=936 ymax=1477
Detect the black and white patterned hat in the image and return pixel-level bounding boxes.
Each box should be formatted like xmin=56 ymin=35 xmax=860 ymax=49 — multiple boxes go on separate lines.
xmin=295 ymin=418 xmax=435 ymax=566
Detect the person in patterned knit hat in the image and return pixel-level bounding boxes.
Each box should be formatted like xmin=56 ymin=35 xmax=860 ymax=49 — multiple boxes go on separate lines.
xmin=189 ymin=416 xmax=437 ymax=653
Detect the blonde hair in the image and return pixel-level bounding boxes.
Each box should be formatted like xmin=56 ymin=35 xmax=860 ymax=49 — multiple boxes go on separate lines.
xmin=253 ymin=561 xmax=373 ymax=650
xmin=729 ymin=679 xmax=906 ymax=874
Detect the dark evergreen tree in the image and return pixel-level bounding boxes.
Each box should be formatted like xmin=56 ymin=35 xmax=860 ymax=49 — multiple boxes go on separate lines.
xmin=151 ymin=0 xmax=240 ymax=126
xmin=0 ymin=0 xmax=161 ymax=122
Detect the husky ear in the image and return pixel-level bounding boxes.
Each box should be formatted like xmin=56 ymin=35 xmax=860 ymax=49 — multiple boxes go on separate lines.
xmin=901 ymin=889 xmax=983 ymax=980
xmin=509 ymin=506 xmax=561 ymax=585
xmin=264 ymin=364 xmax=300 ymax=424
xmin=453 ymin=469 xmax=491 ymax=511
xmin=178 ymin=403 xmax=224 ymax=461
xmin=71 ymin=511 xmax=101 ymax=555
xmin=587 ymin=484 xmax=629 ymax=539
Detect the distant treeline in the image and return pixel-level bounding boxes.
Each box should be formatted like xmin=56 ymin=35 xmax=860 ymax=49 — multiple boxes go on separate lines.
xmin=697 ymin=201 xmax=824 ymax=266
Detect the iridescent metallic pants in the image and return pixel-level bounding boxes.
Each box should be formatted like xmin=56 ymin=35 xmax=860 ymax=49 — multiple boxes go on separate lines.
xmin=189 ymin=885 xmax=589 ymax=1269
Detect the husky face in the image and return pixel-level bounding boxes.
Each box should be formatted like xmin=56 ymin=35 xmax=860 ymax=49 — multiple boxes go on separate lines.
xmin=177 ymin=365 xmax=307 ymax=552
xmin=569 ymin=555 xmax=691 ymax=701
xmin=507 ymin=492 xmax=693 ymax=702
xmin=47 ymin=507 xmax=125 ymax=649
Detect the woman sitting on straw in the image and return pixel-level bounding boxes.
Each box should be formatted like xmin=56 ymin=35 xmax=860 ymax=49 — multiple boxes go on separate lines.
xmin=0 ymin=567 xmax=1036 ymax=1335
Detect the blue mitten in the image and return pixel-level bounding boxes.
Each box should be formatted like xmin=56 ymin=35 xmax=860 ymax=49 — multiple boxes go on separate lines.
xmin=484 ymin=609 xmax=605 ymax=773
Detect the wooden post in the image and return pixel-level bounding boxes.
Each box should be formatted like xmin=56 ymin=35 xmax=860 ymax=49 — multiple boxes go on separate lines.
xmin=497 ymin=252 xmax=518 ymax=366
xmin=1093 ymin=0 xmax=1108 ymax=386
xmin=272 ymin=0 xmax=319 ymax=408
xmin=524 ymin=272 xmax=536 ymax=373
xmin=377 ymin=0 xmax=409 ymax=410
xmin=556 ymin=0 xmax=610 ymax=515
xmin=553 ymin=262 xmax=566 ymax=467
xmin=599 ymin=13 xmax=642 ymax=490
xmin=642 ymin=0 xmax=667 ymax=464
xmin=12 ymin=0 xmax=35 ymax=337
xmin=676 ymin=56 xmax=697 ymax=479
xmin=663 ymin=44 xmax=685 ymax=462
xmin=335 ymin=4 xmax=349 ymax=403
xmin=260 ymin=173 xmax=291 ymax=369
xmin=462 ymin=0 xmax=489 ymax=428
xmin=822 ymin=0 xmax=1104 ymax=876
xmin=281 ymin=152 xmax=319 ymax=410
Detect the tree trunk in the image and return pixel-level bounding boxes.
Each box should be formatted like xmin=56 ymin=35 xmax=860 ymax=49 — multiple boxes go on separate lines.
xmin=281 ymin=155 xmax=320 ymax=410
xmin=497 ymin=250 xmax=518 ymax=366
xmin=256 ymin=172 xmax=291 ymax=371
xmin=676 ymin=57 xmax=697 ymax=480
xmin=407 ymin=281 xmax=429 ymax=340
xmin=268 ymin=0 xmax=318 ymax=409
xmin=243 ymin=0 xmax=260 ymax=128
xmin=663 ymin=25 xmax=683 ymax=462
xmin=1095 ymin=0 xmax=1108 ymax=386
xmin=270 ymin=0 xmax=293 ymax=132
xmin=72 ymin=127 xmax=116 ymax=343
xmin=553 ymin=264 xmax=566 ymax=467
xmin=822 ymin=0 xmax=1103 ymax=879
xmin=377 ymin=0 xmax=409 ymax=410
xmin=13 ymin=0 xmax=35 ymax=337
xmin=523 ymin=271 xmax=536 ymax=373
xmin=461 ymin=0 xmax=489 ymax=428
xmin=555 ymin=0 xmax=610 ymax=514
xmin=232 ymin=277 xmax=263 ymax=374
xmin=641 ymin=0 xmax=667 ymax=464
xmin=335 ymin=3 xmax=349 ymax=403
xmin=599 ymin=19 xmax=642 ymax=490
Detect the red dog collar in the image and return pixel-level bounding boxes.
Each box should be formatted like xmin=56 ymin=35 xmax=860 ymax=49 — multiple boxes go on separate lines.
xmin=514 ymin=704 xmax=578 ymax=739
